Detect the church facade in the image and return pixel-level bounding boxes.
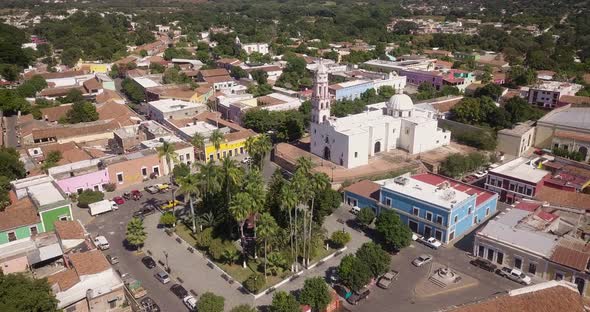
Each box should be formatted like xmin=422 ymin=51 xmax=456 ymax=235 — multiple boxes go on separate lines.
xmin=310 ymin=61 xmax=451 ymax=169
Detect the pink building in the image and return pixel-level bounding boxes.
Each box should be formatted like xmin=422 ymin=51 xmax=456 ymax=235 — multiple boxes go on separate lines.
xmin=48 ymin=160 xmax=110 ymax=195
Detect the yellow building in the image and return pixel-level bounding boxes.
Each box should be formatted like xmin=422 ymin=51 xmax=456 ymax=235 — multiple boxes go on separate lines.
xmin=76 ymin=61 xmax=111 ymax=74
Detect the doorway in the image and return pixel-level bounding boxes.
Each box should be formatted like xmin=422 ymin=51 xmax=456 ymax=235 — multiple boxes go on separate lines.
xmin=323 ymin=146 xmax=331 ymax=160
xmin=374 ymin=141 xmax=381 ymax=154
xmin=424 ymin=226 xmax=432 ymax=239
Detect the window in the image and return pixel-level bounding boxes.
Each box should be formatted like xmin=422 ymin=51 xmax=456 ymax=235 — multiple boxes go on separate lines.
xmin=526 ymin=188 xmax=532 ymax=196
xmin=514 ymin=257 xmax=522 ymax=269
xmin=240 ymin=147 xmax=244 ymax=154
xmin=217 ymin=153 xmax=220 ymax=159
xmin=385 ymin=198 xmax=392 ymax=207
xmin=528 ymin=262 xmax=537 ymax=275
xmin=412 ymin=207 xmax=420 ymax=216
xmin=179 ymin=155 xmax=184 ymax=161
xmin=555 ymin=272 xmax=564 ymax=281
xmin=468 ymin=207 xmax=473 ymax=214
xmin=93 ymin=185 xmax=99 ymax=191
xmin=8 ymin=231 xmax=17 ymax=242
xmin=426 ymin=211 xmax=433 ymax=222
xmin=229 ymin=150 xmax=233 ymax=156
xmin=485 ymin=208 xmax=490 ymax=217
xmin=454 ymin=215 xmax=458 ymax=224
xmin=478 ymin=245 xmax=485 ymax=257
xmin=496 ymin=252 xmax=504 ymax=265
xmin=487 ymin=249 xmax=494 ymax=261
xmin=30 ymin=226 xmax=38 ymax=236
xmin=473 ymin=216 xmax=478 ymax=224
xmin=142 ymin=167 xmax=148 ymax=176
xmin=509 ymin=183 xmax=515 ymax=191
xmin=108 ymin=298 xmax=117 ymax=309
xmin=434 ymin=229 xmax=443 ymax=241
xmin=186 ymin=153 xmax=190 ymax=160
xmin=436 ymin=215 xmax=443 ymax=225
xmin=77 ymin=188 xmax=84 ymax=194
xmin=518 ymin=186 xmax=524 ymax=194
xmin=116 ymin=173 xmax=124 ymax=183
xmin=354 ymin=152 xmax=358 ymax=158
xmin=449 ymin=231 xmax=455 ymax=241
xmin=223 ymin=151 xmax=227 ymax=158
xmin=209 ymin=154 xmax=214 ymax=161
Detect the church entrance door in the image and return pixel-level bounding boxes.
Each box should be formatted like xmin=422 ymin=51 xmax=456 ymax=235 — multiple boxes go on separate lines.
xmin=374 ymin=141 xmax=381 ymax=154
xmin=323 ymin=147 xmax=331 ymax=160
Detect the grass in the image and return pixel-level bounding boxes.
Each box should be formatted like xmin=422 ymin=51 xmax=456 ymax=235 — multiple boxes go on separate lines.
xmin=175 ymin=223 xmax=197 ymax=246
xmin=311 ymin=246 xmax=337 ymax=263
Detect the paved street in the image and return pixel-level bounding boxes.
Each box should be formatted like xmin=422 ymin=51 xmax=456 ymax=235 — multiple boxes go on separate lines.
xmin=3 ymin=115 xmax=18 ymax=148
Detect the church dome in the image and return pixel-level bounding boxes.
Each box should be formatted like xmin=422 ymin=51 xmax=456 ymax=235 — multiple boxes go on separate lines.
xmin=387 ymin=93 xmax=414 ymax=111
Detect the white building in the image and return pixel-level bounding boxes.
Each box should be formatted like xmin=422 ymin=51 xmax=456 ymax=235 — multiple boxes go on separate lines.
xmin=235 ymin=37 xmax=269 ymax=55
xmin=309 ymin=61 xmax=451 ymax=168
xmin=147 ymin=99 xmax=207 ymax=121
xmin=527 ymin=81 xmax=583 ymax=109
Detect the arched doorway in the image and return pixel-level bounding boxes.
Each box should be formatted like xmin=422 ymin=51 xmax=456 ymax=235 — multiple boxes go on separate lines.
xmin=323 ymin=146 xmax=331 ymax=160
xmin=575 ymin=277 xmax=586 ymax=294
xmin=579 ymin=146 xmax=588 ymax=160
xmin=374 ymin=141 xmax=381 ymax=154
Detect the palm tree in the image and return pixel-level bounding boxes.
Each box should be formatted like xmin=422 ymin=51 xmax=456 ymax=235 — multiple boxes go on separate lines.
xmin=245 ymin=136 xmax=257 ymax=170
xmin=191 ymin=133 xmax=206 ymax=161
xmin=255 ymin=134 xmax=272 ymax=170
xmin=209 ymin=129 xmax=224 ymax=161
xmin=295 ymin=156 xmax=313 ymax=176
xmin=257 ymin=212 xmax=278 ymax=279
xmin=157 ymin=141 xmax=179 ymax=203
xmin=306 ymin=173 xmax=330 ymax=266
xmin=280 ymin=183 xmax=298 ymax=270
xmin=177 ymin=173 xmax=201 ymax=233
xmin=229 ymin=192 xmax=254 ymax=267
xmin=196 ymin=211 xmax=215 ymax=231
xmin=126 ymin=217 xmax=147 ymax=250
xmin=197 ymin=161 xmax=221 ymax=209
xmin=221 ymin=157 xmax=243 ymax=206
xmin=222 ymin=248 xmax=240 ymax=265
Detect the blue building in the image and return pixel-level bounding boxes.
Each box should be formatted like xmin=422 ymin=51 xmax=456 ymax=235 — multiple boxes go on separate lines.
xmin=343 ymin=173 xmax=498 ymax=244
xmin=329 ymin=80 xmax=374 ymax=101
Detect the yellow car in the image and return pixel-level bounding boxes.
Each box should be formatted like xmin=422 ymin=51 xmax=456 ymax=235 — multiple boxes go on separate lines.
xmin=155 ymin=183 xmax=170 ymax=192
xmin=160 ymin=200 xmax=182 ymax=210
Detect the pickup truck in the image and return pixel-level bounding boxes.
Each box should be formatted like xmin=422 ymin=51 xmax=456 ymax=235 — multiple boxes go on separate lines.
xmin=377 ymin=270 xmax=399 ymax=289
xmin=124 ymin=278 xmax=147 ymax=299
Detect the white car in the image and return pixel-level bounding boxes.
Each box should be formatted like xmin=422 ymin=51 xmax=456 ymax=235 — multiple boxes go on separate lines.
xmin=473 ymin=170 xmax=488 ymax=178
xmin=241 ymin=156 xmax=252 ymax=164
xmin=109 ymin=200 xmax=119 ymax=211
xmin=497 ymin=267 xmax=532 ymax=285
xmin=183 ymin=295 xmax=197 ymax=311
xmin=94 ymin=236 xmax=110 ymax=250
xmin=412 ymin=254 xmax=433 ymax=267
xmin=412 ymin=233 xmax=422 ymax=241
xmin=350 ymin=206 xmax=361 ymax=214
xmin=421 ymin=237 xmax=442 ymax=249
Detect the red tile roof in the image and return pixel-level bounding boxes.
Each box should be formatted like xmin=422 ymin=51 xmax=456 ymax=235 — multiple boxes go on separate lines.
xmin=54 ymin=220 xmax=85 ymax=240
xmin=47 ymin=269 xmax=80 ymax=291
xmin=343 ymin=180 xmax=380 ymax=202
xmin=69 ymin=250 xmax=110 ymax=276
xmin=550 ymin=238 xmax=590 ymax=271
xmin=0 ymin=191 xmax=40 ymax=232
xmin=514 ymin=202 xmax=542 ymax=212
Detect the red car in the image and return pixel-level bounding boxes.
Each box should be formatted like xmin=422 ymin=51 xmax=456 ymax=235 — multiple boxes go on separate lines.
xmin=131 ymin=190 xmax=142 ymax=200
xmin=112 ymin=196 xmax=125 ymax=205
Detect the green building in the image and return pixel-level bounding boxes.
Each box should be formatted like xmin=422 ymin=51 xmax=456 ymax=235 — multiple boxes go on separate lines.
xmin=454 ymin=51 xmax=480 ymax=61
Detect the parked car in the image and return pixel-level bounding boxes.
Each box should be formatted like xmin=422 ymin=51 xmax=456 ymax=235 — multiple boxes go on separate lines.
xmin=94 ymin=236 xmax=109 ymax=250
xmin=112 ymin=196 xmax=125 ymax=205
xmin=350 ymin=206 xmax=361 ymax=214
xmin=106 ymin=255 xmax=119 ymax=265
xmin=140 ymin=297 xmax=160 ymax=312
xmin=141 ymin=256 xmax=157 ymax=269
xmin=497 ymin=267 xmax=532 ymax=285
xmin=145 ymin=185 xmax=159 ymax=194
xmin=155 ymin=271 xmax=171 ymax=284
xmin=154 ymin=183 xmax=170 ymax=192
xmin=131 ymin=189 xmax=142 ymax=199
xmin=412 ymin=254 xmax=433 ymax=267
xmin=183 ymin=295 xmax=197 ymax=311
xmin=377 ymin=270 xmax=399 ymax=289
xmin=160 ymin=199 xmax=182 ymax=210
xmin=412 ymin=233 xmax=422 ymax=241
xmin=326 ymin=267 xmax=339 ymax=285
xmin=473 ymin=170 xmax=488 ymax=179
xmin=133 ymin=207 xmax=155 ymax=218
xmin=170 ymin=284 xmax=189 ymax=299
xmin=347 ymin=287 xmax=370 ymax=305
xmin=420 ymin=237 xmax=442 ymax=249
xmin=470 ymin=258 xmax=497 ymax=272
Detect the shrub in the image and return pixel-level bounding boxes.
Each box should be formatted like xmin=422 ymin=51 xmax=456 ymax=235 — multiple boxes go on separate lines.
xmin=209 ymin=239 xmax=234 ymax=261
xmin=195 ymin=227 xmax=213 ymax=249
xmin=330 ymin=230 xmax=351 ymax=248
xmin=244 ymin=273 xmax=265 ymax=294
xmin=103 ymin=183 xmax=116 ymax=192
xmin=160 ymin=212 xmax=176 ymax=227
xmin=77 ymin=190 xmax=104 ymax=208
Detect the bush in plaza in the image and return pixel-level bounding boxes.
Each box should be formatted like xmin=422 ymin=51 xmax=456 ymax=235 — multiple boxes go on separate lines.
xmin=243 ymin=273 xmax=266 ymax=294
xmin=77 ymin=190 xmax=104 ymax=208
xmin=355 ymin=242 xmax=390 ymax=278
xmin=330 ymin=230 xmax=351 ymax=248
xmin=103 ymin=183 xmax=116 ymax=192
xmin=159 ymin=212 xmax=176 ymax=227
xmin=356 ymin=207 xmax=375 ymax=227
xmin=338 ymin=254 xmax=372 ymax=292
xmin=195 ymin=227 xmax=213 ymax=249
xmin=299 ymin=277 xmax=332 ymax=312
xmin=209 ymin=239 xmax=235 ymax=261
xmin=197 ymin=292 xmax=225 ymax=312
xmin=270 ymin=291 xmax=300 ymax=312
xmin=229 ymin=304 xmax=257 ymax=312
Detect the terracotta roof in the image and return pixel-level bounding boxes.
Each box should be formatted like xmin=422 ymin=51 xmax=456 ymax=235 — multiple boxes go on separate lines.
xmin=559 ymin=95 xmax=590 ymax=106
xmin=126 ymin=68 xmax=149 ymax=78
xmin=199 ymin=68 xmax=229 ymax=77
xmin=146 ymin=84 xmax=200 ymax=100
xmin=493 ymin=72 xmax=506 ymax=80
xmin=224 ymin=129 xmax=257 ymax=142
xmin=69 ymin=250 xmax=110 ymax=276
xmin=448 ymin=285 xmax=583 ymax=312
xmin=554 ymin=130 xmax=590 ymax=142
xmin=344 ymin=180 xmax=380 ymax=202
xmin=147 ymin=55 xmax=167 ymax=65
xmin=0 ymin=191 xmax=40 ymax=232
xmin=550 ymin=237 xmax=590 ymax=271
xmin=38 ymin=70 xmax=86 ymax=80
xmin=96 ymin=101 xmax=140 ymax=126
xmin=32 ymin=120 xmax=119 ymax=141
xmin=216 ymin=58 xmax=241 ymax=65
xmin=39 ymin=86 xmax=85 ymax=97
xmin=535 ymin=187 xmax=590 ymax=211
xmin=435 ymin=60 xmax=454 ymax=68
xmin=428 ymin=97 xmax=463 ymax=113
xmin=83 ymin=78 xmax=101 ymax=92
xmin=47 ymin=269 xmax=80 ymax=291
xmin=54 ymin=220 xmax=85 ymax=240
xmin=257 ymin=95 xmax=287 ymax=106
xmin=114 ymin=55 xmax=138 ymax=65
xmin=203 ymin=75 xmax=234 ymax=83
xmin=95 ymin=89 xmax=125 ymax=104
xmin=40 ymin=142 xmax=94 ymax=165
xmin=40 ymin=104 xmax=72 ymax=122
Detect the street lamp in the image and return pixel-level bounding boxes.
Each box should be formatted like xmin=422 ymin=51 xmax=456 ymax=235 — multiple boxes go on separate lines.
xmin=163 ymin=251 xmax=169 ymax=273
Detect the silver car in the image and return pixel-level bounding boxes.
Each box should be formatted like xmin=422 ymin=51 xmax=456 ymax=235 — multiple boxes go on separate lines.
xmin=155 ymin=271 xmax=171 ymax=284
xmin=412 ymin=254 xmax=433 ymax=267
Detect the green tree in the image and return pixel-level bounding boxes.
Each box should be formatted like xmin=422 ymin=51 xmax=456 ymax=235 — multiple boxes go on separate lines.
xmin=355 ymin=242 xmax=390 ymax=278
xmin=126 ymin=217 xmax=147 ymax=250
xmin=220 ymin=157 xmax=243 ymax=206
xmin=61 ymin=47 xmax=82 ymax=67
xmin=41 ymin=150 xmax=62 ymax=173
xmin=77 ymin=190 xmax=104 ymax=208
xmin=230 ymin=304 xmax=257 ymax=312
xmin=172 ymin=163 xmax=191 ymax=181
xmin=62 ymin=88 xmax=84 ymax=104
xmin=299 ymin=277 xmax=331 ymax=312
xmin=450 ymin=98 xmax=482 ymax=124
xmin=356 ymin=207 xmax=375 ymax=227
xmin=244 ymin=273 xmax=265 ymax=293
xmin=257 ymin=212 xmax=279 ymax=278
xmin=267 ymin=252 xmax=288 ymax=275
xmin=338 ymin=254 xmax=372 ymax=292
xmin=209 ymin=129 xmax=225 ymax=160
xmin=375 ymin=210 xmax=412 ymax=249
xmin=0 ymin=273 xmax=59 ymax=311
xmin=230 ymin=66 xmax=248 ymax=79
xmin=251 ymin=69 xmax=268 ymax=85
xmin=121 ymin=78 xmax=146 ymax=103
xmin=330 ymin=230 xmax=351 ymax=248
xmin=156 ymin=141 xmax=178 ymax=190
xmin=197 ymin=292 xmax=225 ymax=312
xmin=222 ymin=247 xmax=240 ymax=265
xmin=0 ymin=148 xmax=26 ymax=180
xmin=191 ymin=133 xmax=206 ymax=161
xmin=270 ymin=291 xmax=300 ymax=312
xmin=177 ymin=173 xmax=201 ymax=233
xmin=474 ymin=84 xmax=503 ymax=100
xmin=159 ymin=212 xmax=176 ymax=227
xmin=64 ymin=101 xmax=99 ymax=124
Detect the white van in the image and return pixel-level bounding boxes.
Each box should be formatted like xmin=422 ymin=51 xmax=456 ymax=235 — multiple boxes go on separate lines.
xmin=94 ymin=236 xmax=110 ymax=250
xmin=350 ymin=206 xmax=361 ymax=214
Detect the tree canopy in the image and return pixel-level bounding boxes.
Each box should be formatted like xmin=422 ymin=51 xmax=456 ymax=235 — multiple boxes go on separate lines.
xmin=299 ymin=277 xmax=332 ymax=312
xmin=375 ymin=210 xmax=412 ymax=250
xmin=197 ymin=292 xmax=225 ymax=312
xmin=0 ymin=273 xmax=59 ymax=312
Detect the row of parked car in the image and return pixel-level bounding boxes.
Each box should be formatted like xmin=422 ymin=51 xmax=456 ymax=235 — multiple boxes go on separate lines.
xmin=328 ymin=266 xmax=400 ymax=306
xmin=470 ymin=258 xmax=532 ymax=285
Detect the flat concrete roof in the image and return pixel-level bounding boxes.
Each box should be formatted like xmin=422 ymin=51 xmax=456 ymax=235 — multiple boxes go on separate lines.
xmin=148 ymin=99 xmax=205 ymax=113
xmin=490 ymin=157 xmax=550 ymax=183
xmin=538 ymin=107 xmax=590 ymax=131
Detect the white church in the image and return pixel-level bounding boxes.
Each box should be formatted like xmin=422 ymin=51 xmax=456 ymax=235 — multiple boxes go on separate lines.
xmin=310 ymin=61 xmax=451 ymax=169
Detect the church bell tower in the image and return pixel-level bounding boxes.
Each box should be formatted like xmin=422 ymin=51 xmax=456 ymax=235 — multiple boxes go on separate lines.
xmin=311 ymin=60 xmax=331 ymax=124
